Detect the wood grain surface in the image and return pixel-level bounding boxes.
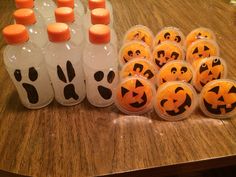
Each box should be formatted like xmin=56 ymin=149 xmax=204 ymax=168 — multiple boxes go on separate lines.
xmin=0 ymin=0 xmax=236 ymax=177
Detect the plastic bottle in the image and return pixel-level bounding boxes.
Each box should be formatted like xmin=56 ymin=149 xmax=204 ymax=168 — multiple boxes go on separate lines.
xmin=45 ymin=23 xmax=86 ymax=106
xmin=83 ymin=0 xmax=113 ymax=31
xmin=90 ymin=8 xmax=117 ymax=50
xmin=83 ymin=24 xmax=118 ymax=107
xmin=14 ymin=0 xmax=45 ymax=28
xmin=2 ymin=24 xmax=54 ymax=109
xmin=34 ymin=0 xmax=56 ymax=24
xmin=55 ymin=7 xmax=84 ymax=47
xmin=57 ymin=0 xmax=85 ymax=18
xmin=13 ymin=8 xmax=48 ymax=49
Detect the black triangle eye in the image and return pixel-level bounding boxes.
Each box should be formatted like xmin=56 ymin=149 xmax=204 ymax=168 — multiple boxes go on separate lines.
xmin=192 ymin=47 xmax=199 ymax=54
xmin=135 ymin=80 xmax=143 ymax=88
xmin=204 ymin=46 xmax=210 ymax=51
xmin=121 ymin=87 xmax=129 ymax=97
xmin=209 ymin=86 xmax=219 ymax=94
xmin=229 ymin=86 xmax=236 ymax=94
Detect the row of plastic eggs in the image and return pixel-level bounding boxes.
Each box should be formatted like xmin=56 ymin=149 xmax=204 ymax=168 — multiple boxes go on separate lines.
xmin=118 ymin=25 xmax=226 ymax=92
xmin=115 ymin=77 xmax=236 ymax=120
xmin=119 ymin=25 xmax=219 ymax=67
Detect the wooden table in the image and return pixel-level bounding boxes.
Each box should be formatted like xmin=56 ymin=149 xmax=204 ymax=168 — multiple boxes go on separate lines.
xmin=0 ymin=0 xmax=236 ymax=176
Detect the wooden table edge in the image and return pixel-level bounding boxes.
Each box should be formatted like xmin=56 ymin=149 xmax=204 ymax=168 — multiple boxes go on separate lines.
xmin=100 ymin=154 xmax=236 ymax=177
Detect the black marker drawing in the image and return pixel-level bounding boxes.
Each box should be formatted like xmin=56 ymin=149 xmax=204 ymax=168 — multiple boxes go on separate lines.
xmin=94 ymin=70 xmax=115 ymax=100
xmin=14 ymin=67 xmax=39 ymax=104
xmin=57 ymin=60 xmax=79 ymax=100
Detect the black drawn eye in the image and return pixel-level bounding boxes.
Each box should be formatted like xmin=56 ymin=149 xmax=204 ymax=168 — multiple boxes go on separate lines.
xmin=175 ymin=36 xmax=181 ymax=42
xmin=94 ymin=71 xmax=104 ymax=82
xmin=199 ymin=63 xmax=208 ymax=73
xmin=171 ymin=67 xmax=177 ymax=74
xmin=128 ymin=50 xmax=133 ymax=57
xmin=164 ymin=32 xmax=170 ymax=39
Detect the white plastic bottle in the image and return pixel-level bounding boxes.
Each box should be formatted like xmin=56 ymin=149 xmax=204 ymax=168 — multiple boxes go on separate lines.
xmin=57 ymin=0 xmax=85 ymax=18
xmin=84 ymin=0 xmax=113 ymax=31
xmin=2 ymin=24 xmax=54 ymax=109
xmin=45 ymin=23 xmax=86 ymax=106
xmin=14 ymin=0 xmax=45 ymax=28
xmin=14 ymin=8 xmax=48 ymax=49
xmin=55 ymin=7 xmax=84 ymax=47
xmin=34 ymin=0 xmax=56 ymax=24
xmin=83 ymin=24 xmax=118 ymax=107
xmin=90 ymin=8 xmax=117 ymax=50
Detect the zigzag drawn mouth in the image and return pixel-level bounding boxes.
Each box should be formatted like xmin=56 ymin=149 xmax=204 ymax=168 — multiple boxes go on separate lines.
xmin=203 ymin=99 xmax=236 ymax=114
xmin=129 ymin=92 xmax=147 ymax=108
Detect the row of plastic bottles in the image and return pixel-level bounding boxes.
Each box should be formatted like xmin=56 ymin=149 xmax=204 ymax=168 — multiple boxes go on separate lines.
xmin=3 ymin=0 xmax=118 ymax=109
xmin=14 ymin=0 xmax=117 ymax=49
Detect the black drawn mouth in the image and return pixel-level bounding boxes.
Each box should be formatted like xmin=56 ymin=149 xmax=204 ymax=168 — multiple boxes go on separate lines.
xmin=165 ymin=94 xmax=192 ymax=116
xmin=203 ymin=99 xmax=236 ymax=115
xmin=129 ymin=92 xmax=147 ymax=108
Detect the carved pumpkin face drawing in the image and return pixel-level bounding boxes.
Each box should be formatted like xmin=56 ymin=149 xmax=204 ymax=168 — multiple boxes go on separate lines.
xmin=152 ymin=41 xmax=185 ymax=70
xmin=186 ymin=39 xmax=219 ymax=63
xmin=157 ymin=60 xmax=194 ymax=86
xmin=154 ymin=27 xmax=185 ymax=46
xmin=123 ymin=25 xmax=154 ymax=48
xmin=120 ymin=58 xmax=157 ymax=84
xmin=115 ymin=77 xmax=155 ymax=114
xmin=200 ymin=79 xmax=236 ymax=118
xmin=154 ymin=81 xmax=197 ymax=121
xmin=193 ymin=57 xmax=227 ymax=92
xmin=185 ymin=27 xmax=216 ymax=48
xmin=119 ymin=41 xmax=152 ymax=65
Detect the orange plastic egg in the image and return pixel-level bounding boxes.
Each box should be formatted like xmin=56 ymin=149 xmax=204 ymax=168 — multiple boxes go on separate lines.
xmin=157 ymin=60 xmax=194 ymax=86
xmin=123 ymin=25 xmax=154 ymax=48
xmin=119 ymin=41 xmax=152 ymax=65
xmin=152 ymin=41 xmax=185 ymax=70
xmin=199 ymin=79 xmax=236 ymax=118
xmin=154 ymin=81 xmax=197 ymax=121
xmin=185 ymin=27 xmax=216 ymax=48
xmin=154 ymin=27 xmax=185 ymax=46
xmin=115 ymin=77 xmax=155 ymax=114
xmin=120 ymin=58 xmax=157 ymax=85
xmin=193 ymin=56 xmax=227 ymax=92
xmin=186 ymin=39 xmax=219 ymax=63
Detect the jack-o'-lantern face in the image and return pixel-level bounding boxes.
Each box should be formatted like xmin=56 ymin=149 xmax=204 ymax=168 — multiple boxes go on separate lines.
xmin=115 ymin=77 xmax=154 ymax=114
xmin=120 ymin=58 xmax=157 ymax=84
xmin=154 ymin=82 xmax=197 ymax=121
xmin=200 ymin=79 xmax=236 ymax=118
xmin=153 ymin=41 xmax=184 ymax=70
xmin=186 ymin=39 xmax=219 ymax=63
xmin=185 ymin=27 xmax=216 ymax=48
xmin=123 ymin=25 xmax=154 ymax=48
xmin=194 ymin=57 xmax=227 ymax=92
xmin=119 ymin=41 xmax=152 ymax=65
xmin=158 ymin=60 xmax=194 ymax=86
xmin=154 ymin=27 xmax=185 ymax=46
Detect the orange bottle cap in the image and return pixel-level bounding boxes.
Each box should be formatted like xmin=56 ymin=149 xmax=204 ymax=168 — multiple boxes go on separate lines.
xmin=89 ymin=24 xmax=110 ymax=44
xmin=91 ymin=8 xmax=110 ymax=25
xmin=88 ymin=0 xmax=105 ymax=10
xmin=57 ymin=0 xmax=74 ymax=8
xmin=14 ymin=8 xmax=36 ymax=26
xmin=15 ymin=0 xmax=34 ymax=8
xmin=3 ymin=24 xmax=29 ymax=44
xmin=55 ymin=7 xmax=75 ymax=23
xmin=47 ymin=23 xmax=70 ymax=42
